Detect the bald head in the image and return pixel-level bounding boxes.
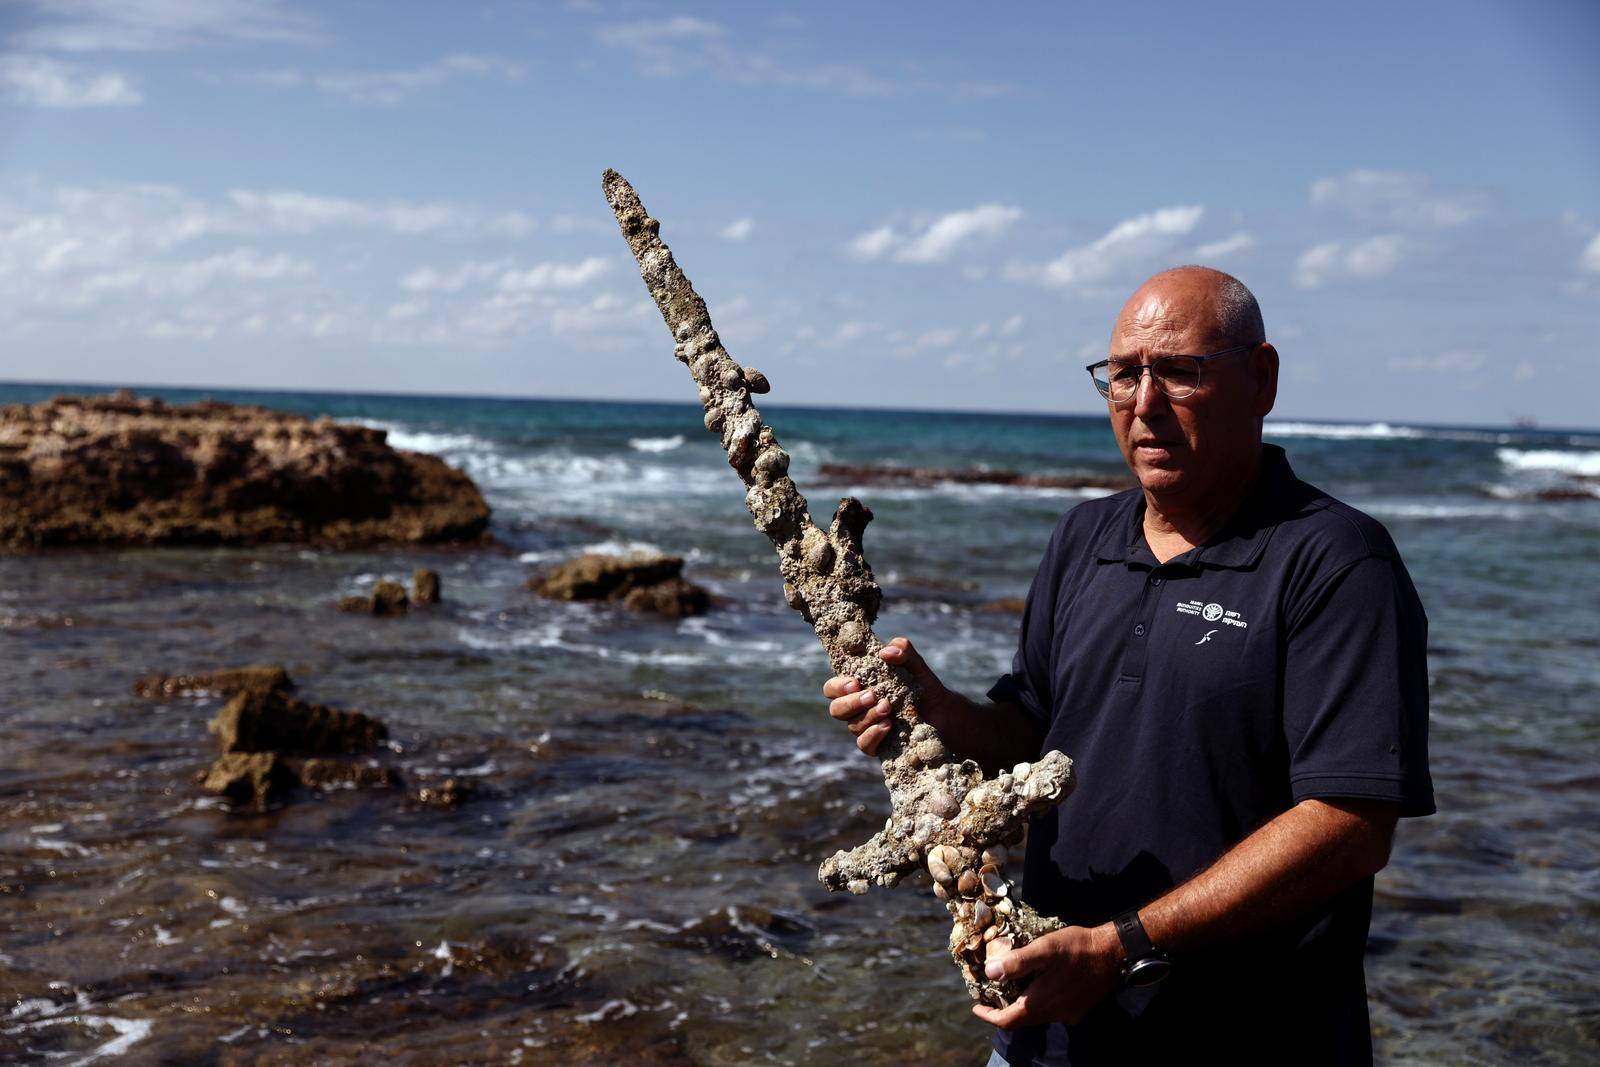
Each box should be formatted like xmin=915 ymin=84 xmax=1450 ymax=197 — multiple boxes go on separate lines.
xmin=1115 ymin=266 xmax=1264 ymax=352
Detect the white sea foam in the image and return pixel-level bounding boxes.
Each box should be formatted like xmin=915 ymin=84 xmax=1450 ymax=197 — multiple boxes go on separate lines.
xmin=1265 ymin=420 xmax=1424 ymax=440
xmin=629 ymin=434 xmax=685 ymax=453
xmin=1362 ymin=501 xmax=1534 ymax=520
xmin=1497 ymin=448 xmax=1600 ymax=477
xmin=353 ymin=419 xmax=490 ymax=454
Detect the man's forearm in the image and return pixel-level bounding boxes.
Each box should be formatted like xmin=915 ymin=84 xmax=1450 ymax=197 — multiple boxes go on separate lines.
xmin=917 ymin=691 xmax=1043 ymax=777
xmin=1136 ymin=797 xmax=1398 ymax=956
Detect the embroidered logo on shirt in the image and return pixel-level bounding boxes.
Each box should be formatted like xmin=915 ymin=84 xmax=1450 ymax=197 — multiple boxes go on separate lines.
xmin=1176 ymin=599 xmax=1249 ymax=629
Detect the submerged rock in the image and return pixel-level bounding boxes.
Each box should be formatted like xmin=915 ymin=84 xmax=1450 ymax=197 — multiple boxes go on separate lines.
xmin=0 ymin=391 xmax=491 ymax=549
xmin=410 ymin=776 xmax=477 ymax=808
xmin=815 ymin=462 xmax=1132 ymax=492
xmin=621 ymin=576 xmax=709 ymax=619
xmin=200 ymin=751 xmax=297 ymax=809
xmin=300 ymin=758 xmax=403 ymax=790
xmin=209 ymin=688 xmax=387 ymax=756
xmin=337 ymin=579 xmax=410 ymax=616
xmin=528 ymin=552 xmax=709 ymax=617
xmin=412 ymin=568 xmax=441 ymax=604
xmin=134 ymin=664 xmax=292 ymax=698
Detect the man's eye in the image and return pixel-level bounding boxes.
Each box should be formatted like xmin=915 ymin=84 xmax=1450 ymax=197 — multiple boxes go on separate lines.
xmin=1109 ymin=365 xmax=1142 ymax=382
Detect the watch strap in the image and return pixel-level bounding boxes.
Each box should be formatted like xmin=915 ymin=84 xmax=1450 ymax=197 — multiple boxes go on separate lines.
xmin=1112 ymin=909 xmax=1155 ymax=960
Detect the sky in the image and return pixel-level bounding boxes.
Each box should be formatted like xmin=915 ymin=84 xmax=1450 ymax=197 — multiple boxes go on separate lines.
xmin=1 ymin=0 xmax=1597 ymax=427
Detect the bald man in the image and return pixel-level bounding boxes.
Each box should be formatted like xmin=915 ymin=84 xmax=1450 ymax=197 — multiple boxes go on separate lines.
xmin=824 ymin=268 xmax=1434 ymax=1065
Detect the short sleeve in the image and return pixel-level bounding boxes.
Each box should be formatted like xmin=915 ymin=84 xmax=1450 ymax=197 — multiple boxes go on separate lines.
xmin=986 ymin=524 xmax=1066 ymax=731
xmin=1282 ymin=555 xmax=1435 ymax=817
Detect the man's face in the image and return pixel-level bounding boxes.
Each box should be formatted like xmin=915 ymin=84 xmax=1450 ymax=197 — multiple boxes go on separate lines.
xmin=1105 ymin=278 xmax=1277 ymax=507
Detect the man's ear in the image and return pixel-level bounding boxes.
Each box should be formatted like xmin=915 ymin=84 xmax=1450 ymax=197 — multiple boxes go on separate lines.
xmin=1252 ymin=343 xmax=1279 ymax=417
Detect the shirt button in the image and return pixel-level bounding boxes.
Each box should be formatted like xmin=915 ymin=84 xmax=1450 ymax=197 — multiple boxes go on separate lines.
xmin=1134 ymin=624 xmax=1146 ymax=637
xmin=1150 ymin=576 xmax=1163 ymax=587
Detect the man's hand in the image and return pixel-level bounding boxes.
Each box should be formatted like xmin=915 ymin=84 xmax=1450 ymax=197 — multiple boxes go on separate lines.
xmin=972 ymin=923 xmax=1124 ymax=1029
xmin=822 ymin=636 xmax=948 ymax=756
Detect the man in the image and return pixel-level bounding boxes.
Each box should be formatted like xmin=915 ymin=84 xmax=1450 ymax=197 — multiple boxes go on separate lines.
xmin=822 ymin=266 xmax=1434 ymax=1065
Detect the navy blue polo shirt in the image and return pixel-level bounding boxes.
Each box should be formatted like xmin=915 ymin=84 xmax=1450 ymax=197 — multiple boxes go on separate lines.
xmin=987 ymin=444 xmax=1434 ymax=1067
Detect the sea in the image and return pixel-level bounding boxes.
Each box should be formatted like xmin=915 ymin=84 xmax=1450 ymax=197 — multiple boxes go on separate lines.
xmin=1 ymin=381 xmax=1596 ymax=1065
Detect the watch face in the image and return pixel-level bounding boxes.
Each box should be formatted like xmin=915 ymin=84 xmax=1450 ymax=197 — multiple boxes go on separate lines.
xmin=1124 ymin=956 xmax=1173 ymax=988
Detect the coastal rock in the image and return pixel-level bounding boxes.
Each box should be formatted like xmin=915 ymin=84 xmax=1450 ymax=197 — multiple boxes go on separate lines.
xmin=979 ymin=597 xmax=1027 ymax=614
xmin=209 ymin=688 xmax=388 ymax=756
xmin=134 ymin=665 xmax=292 ymax=698
xmin=0 ymin=391 xmax=490 ymax=549
xmin=201 ymin=751 xmax=297 ymax=809
xmin=528 ymin=552 xmax=709 ymax=617
xmin=300 ymin=758 xmax=403 ymax=791
xmin=337 ymin=579 xmax=410 ymax=616
xmin=411 ymin=776 xmax=477 ymax=808
xmin=622 ymin=576 xmax=710 ymax=619
xmin=412 ymin=568 xmax=441 ymax=604
xmin=815 ymin=462 xmax=1132 ymax=492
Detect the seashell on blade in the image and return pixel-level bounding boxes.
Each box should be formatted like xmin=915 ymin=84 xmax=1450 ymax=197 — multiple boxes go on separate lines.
xmin=926 ymin=845 xmax=957 ymax=885
xmin=981 ymin=845 xmax=1008 ymax=868
xmin=958 ymin=869 xmax=981 ymax=898
xmin=973 ymin=900 xmax=993 ymax=929
xmin=980 ymin=866 xmax=1007 ymax=898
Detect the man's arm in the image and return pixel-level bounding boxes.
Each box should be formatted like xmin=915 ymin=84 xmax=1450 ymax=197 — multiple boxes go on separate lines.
xmin=823 ymin=637 xmax=1044 ymax=775
xmin=974 ymin=795 xmax=1399 ymax=1029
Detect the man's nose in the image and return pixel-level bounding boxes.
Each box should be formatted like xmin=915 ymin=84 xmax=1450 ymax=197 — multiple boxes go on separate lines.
xmin=1131 ymin=370 xmax=1168 ymax=418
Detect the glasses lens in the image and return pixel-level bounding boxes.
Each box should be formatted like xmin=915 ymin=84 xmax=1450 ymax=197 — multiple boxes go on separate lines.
xmin=1106 ymin=362 xmax=1142 ymax=403
xmin=1090 ymin=364 xmax=1113 ymax=398
xmin=1155 ymin=357 xmax=1201 ymax=398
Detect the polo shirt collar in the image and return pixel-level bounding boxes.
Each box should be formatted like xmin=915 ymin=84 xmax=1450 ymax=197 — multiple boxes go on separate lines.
xmin=1092 ymin=444 xmax=1297 ymax=570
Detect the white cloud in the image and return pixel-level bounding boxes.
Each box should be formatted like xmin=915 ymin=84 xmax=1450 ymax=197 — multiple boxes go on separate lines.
xmin=1192 ymin=232 xmax=1255 ymax=260
xmin=848 ymin=205 xmax=1022 ymax=265
xmin=1581 ymin=233 xmax=1600 ymax=274
xmin=257 ymin=53 xmax=525 ymax=105
xmin=1028 ymin=205 xmax=1204 ymax=288
xmin=1392 ymin=349 xmax=1485 ymax=374
xmin=226 ymin=190 xmax=535 ymax=237
xmin=720 ymin=217 xmax=754 ymax=241
xmin=12 ymin=0 xmax=321 ymax=53
xmin=847 ymin=226 xmax=897 ymax=261
xmin=895 ymin=204 xmax=1022 ymax=264
xmin=1293 ymin=234 xmax=1406 ymax=288
xmin=999 ymin=314 xmax=1025 ymax=336
xmin=0 ymin=53 xmax=140 ymax=106
xmin=594 ymin=15 xmax=1008 ymax=99
xmin=1310 ymin=170 xmax=1489 ymax=230
xmin=497 ymin=257 xmax=613 ymax=292
xmin=399 ymin=260 xmax=510 ymax=293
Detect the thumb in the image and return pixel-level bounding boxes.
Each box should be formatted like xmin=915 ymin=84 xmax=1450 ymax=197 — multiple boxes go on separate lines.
xmin=879 ymin=636 xmax=940 ymax=688
xmin=984 ymin=933 xmax=1057 ymax=983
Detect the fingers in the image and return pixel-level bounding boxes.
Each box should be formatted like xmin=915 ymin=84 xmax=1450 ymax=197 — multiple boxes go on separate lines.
xmin=830 ymin=688 xmax=880 ymax=722
xmin=821 ymin=675 xmax=860 ymax=701
xmin=847 ymin=698 xmax=891 ymax=734
xmin=972 ymin=993 xmax=1034 ymax=1030
xmin=984 ymin=932 xmax=1056 ymax=984
xmin=878 ymin=636 xmax=940 ymax=690
xmin=858 ymin=718 xmax=891 ymax=756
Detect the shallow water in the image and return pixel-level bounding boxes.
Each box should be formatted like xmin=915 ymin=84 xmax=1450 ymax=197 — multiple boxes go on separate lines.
xmin=2 ymin=383 xmax=1597 ymax=1064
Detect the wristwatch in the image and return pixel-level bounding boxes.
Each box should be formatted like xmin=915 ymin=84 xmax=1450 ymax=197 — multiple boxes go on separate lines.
xmin=1112 ymin=909 xmax=1173 ymax=989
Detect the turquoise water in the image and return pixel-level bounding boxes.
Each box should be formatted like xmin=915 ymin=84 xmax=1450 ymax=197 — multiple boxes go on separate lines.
xmin=1 ymin=381 xmax=1596 ymax=1063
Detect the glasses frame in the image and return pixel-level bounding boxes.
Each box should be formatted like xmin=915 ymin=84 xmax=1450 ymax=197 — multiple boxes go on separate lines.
xmin=1085 ymin=343 xmax=1258 ymax=404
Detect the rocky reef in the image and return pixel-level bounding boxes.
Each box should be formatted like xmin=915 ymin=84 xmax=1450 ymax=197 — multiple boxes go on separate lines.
xmin=529 ymin=552 xmax=710 ymax=619
xmin=817 ymin=462 xmax=1133 ymax=492
xmin=0 ymin=391 xmax=490 ymax=548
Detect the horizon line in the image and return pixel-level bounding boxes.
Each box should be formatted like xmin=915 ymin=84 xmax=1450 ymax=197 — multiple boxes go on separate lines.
xmin=0 ymin=376 xmax=1593 ymax=437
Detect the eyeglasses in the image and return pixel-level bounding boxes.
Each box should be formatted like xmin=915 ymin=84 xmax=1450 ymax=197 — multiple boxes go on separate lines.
xmin=1086 ymin=344 xmax=1256 ymax=404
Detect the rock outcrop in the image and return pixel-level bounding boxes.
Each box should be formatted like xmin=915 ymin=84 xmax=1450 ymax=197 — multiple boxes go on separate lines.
xmin=134 ymin=665 xmax=292 ymax=698
xmin=338 ymin=579 xmax=410 ymax=616
xmin=816 ymin=462 xmax=1132 ymax=492
xmin=0 ymin=391 xmax=490 ymax=548
xmin=412 ymin=568 xmax=441 ymax=604
xmin=528 ymin=552 xmax=709 ymax=618
xmin=209 ymin=688 xmax=388 ymax=756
